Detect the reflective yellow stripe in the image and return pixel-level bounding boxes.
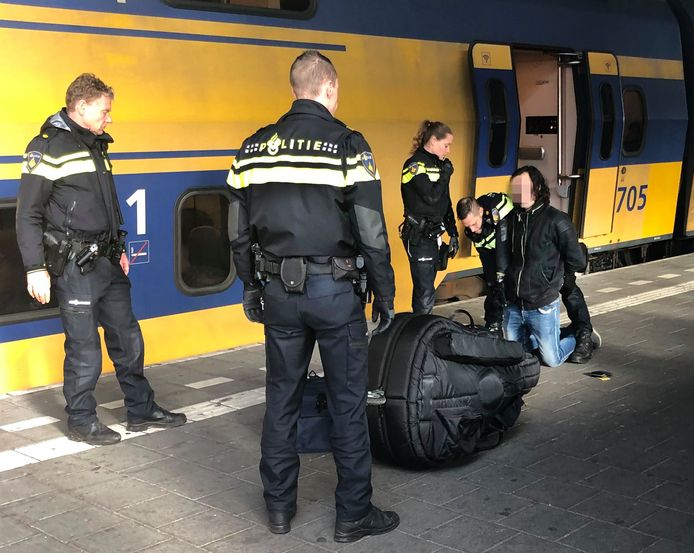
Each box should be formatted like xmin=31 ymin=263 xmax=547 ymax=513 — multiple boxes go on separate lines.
xmin=229 ymin=165 xmax=347 ymax=189
xmin=476 ymin=233 xmax=496 ymax=250
xmin=233 ymin=153 xmax=343 ymax=169
xmin=496 ymin=193 xmax=514 ymax=219
xmin=22 ymin=158 xmax=96 ymax=180
xmin=35 ymin=151 xmax=91 ymax=165
xmin=427 ymin=171 xmax=440 ymax=182
xmin=401 ymin=162 xmax=440 ymax=184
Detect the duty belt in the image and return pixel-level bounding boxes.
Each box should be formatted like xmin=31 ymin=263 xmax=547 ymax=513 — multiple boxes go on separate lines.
xmin=262 ymin=256 xmax=341 ymax=276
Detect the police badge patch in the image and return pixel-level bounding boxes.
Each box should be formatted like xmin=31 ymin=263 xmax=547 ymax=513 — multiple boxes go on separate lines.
xmin=408 ymin=162 xmax=419 ymax=174
xmin=26 ymin=151 xmax=43 ymax=173
xmin=491 ymin=208 xmax=500 ymax=224
xmin=360 ymin=152 xmax=377 ymax=178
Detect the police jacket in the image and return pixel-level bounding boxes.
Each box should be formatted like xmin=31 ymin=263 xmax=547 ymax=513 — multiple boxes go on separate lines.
xmin=400 ymin=148 xmax=457 ymax=237
xmin=16 ymin=110 xmax=122 ymax=272
xmin=506 ymin=201 xmax=586 ymax=310
xmin=464 ymin=192 xmax=513 ymax=285
xmin=227 ymin=99 xmax=395 ymax=301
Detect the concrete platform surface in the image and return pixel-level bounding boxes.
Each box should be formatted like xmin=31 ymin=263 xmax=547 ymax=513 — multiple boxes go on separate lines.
xmin=0 ymin=254 xmax=693 ymax=553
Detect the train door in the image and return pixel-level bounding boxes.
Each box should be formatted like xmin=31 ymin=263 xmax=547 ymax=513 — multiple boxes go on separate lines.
xmin=469 ymin=43 xmax=521 ymax=197
xmin=513 ymin=49 xmax=584 ymax=216
xmin=580 ymin=52 xmax=624 ymax=239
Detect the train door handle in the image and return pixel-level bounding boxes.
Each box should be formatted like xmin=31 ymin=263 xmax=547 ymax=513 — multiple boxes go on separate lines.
xmin=559 ymin=174 xmax=582 ymax=180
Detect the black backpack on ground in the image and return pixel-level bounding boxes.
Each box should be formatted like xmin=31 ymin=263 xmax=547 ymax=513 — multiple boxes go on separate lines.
xmin=367 ymin=313 xmax=540 ymax=469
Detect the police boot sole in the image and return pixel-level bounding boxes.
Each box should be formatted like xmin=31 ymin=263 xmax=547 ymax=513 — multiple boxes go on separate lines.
xmin=126 ymin=419 xmax=186 ymax=432
xmin=67 ymin=430 xmax=121 ymax=446
xmin=334 ymin=519 xmax=400 ymax=543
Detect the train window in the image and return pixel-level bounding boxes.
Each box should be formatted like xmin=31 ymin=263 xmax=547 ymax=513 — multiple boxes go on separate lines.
xmin=622 ymin=88 xmax=646 ymax=156
xmin=165 ymin=0 xmax=315 ymax=18
xmin=599 ymin=83 xmax=615 ymax=160
xmin=176 ymin=189 xmax=235 ymax=294
xmin=0 ymin=202 xmax=58 ymax=323
xmin=487 ymin=79 xmax=508 ymax=168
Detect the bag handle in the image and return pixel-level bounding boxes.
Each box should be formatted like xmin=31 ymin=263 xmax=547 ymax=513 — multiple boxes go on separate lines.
xmin=450 ymin=309 xmax=475 ymax=328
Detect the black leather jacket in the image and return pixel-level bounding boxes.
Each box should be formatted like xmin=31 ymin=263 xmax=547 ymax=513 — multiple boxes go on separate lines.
xmin=506 ymin=202 xmax=585 ymax=310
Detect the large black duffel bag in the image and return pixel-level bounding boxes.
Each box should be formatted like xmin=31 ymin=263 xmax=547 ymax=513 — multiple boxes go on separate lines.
xmin=367 ymin=313 xmax=540 ymax=469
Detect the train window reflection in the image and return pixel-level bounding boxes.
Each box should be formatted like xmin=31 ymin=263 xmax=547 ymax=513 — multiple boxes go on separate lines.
xmin=176 ymin=190 xmax=235 ymax=294
xmin=166 ymin=0 xmax=314 ymax=16
xmin=622 ymin=88 xmax=646 ymax=156
xmin=487 ymin=79 xmax=508 ymax=168
xmin=0 ymin=203 xmax=57 ymax=323
xmin=599 ymin=83 xmax=615 ymax=160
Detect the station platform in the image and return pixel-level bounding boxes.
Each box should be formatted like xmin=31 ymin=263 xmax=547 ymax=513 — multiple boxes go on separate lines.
xmin=1 ymin=254 xmax=693 ymax=553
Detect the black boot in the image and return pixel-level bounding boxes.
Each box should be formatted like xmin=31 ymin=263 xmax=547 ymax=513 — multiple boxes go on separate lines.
xmin=268 ymin=509 xmax=296 ymax=534
xmin=67 ymin=420 xmax=121 ymax=446
xmin=126 ymin=405 xmax=187 ymax=432
xmin=334 ymin=505 xmax=400 ymax=543
xmin=569 ymin=328 xmax=593 ymax=363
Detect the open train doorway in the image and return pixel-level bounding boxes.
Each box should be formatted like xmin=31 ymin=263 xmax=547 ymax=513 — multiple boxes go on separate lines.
xmin=513 ymin=49 xmax=588 ymax=218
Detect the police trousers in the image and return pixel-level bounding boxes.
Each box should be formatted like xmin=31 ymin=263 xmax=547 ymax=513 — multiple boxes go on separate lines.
xmin=54 ymin=257 xmax=154 ymax=426
xmin=260 ymin=275 xmax=372 ymax=522
xmin=561 ymin=281 xmax=592 ymax=334
xmin=403 ymin=237 xmax=438 ymax=314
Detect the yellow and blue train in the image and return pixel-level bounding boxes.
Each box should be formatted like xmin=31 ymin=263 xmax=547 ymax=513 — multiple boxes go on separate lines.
xmin=1 ymin=0 xmax=693 ymax=393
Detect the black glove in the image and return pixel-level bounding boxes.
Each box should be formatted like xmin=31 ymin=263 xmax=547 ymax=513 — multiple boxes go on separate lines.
xmin=371 ymin=298 xmax=394 ymax=336
xmin=440 ymin=159 xmax=454 ymax=180
xmin=560 ymin=272 xmax=576 ymax=296
xmin=448 ymin=235 xmax=459 ymax=258
xmin=242 ymin=282 xmax=263 ymax=323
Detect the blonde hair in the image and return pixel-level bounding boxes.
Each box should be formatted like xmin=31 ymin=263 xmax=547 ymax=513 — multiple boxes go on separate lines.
xmin=289 ymin=50 xmax=338 ymax=98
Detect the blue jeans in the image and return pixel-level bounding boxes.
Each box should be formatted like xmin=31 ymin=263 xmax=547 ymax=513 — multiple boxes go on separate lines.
xmin=504 ymin=298 xmax=576 ymax=367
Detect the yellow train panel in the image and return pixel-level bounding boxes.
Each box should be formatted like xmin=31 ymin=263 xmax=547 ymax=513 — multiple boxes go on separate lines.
xmin=0 ymin=304 xmax=264 ymax=394
xmin=610 ymin=162 xmax=681 ymax=244
xmin=587 ymin=52 xmax=619 ymax=76
xmin=688 ymin=175 xmax=694 ymax=234
xmin=582 ymin=167 xmax=618 ymax=238
xmin=617 ymin=55 xmax=685 ymax=80
xmin=471 ymin=44 xmax=513 ymax=70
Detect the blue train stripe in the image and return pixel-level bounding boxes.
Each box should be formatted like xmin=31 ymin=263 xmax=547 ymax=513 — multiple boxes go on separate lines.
xmin=0 ymin=150 xmax=237 ymax=164
xmin=0 ymin=19 xmax=346 ymax=51
xmin=110 ymin=150 xmax=238 ymax=160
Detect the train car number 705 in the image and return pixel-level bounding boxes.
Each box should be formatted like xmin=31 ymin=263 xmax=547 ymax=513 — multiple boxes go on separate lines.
xmin=616 ymin=184 xmax=648 ymax=213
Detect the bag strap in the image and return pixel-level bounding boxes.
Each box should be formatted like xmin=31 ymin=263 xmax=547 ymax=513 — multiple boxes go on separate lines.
xmin=450 ymin=309 xmax=475 ymax=328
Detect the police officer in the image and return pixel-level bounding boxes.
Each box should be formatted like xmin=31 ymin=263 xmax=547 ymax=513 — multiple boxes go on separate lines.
xmin=400 ymin=121 xmax=459 ymax=314
xmin=227 ymin=51 xmax=399 ymax=542
xmin=457 ymin=193 xmax=513 ymax=332
xmin=458 ymin=191 xmax=600 ymax=361
xmin=16 ymin=73 xmax=186 ymax=446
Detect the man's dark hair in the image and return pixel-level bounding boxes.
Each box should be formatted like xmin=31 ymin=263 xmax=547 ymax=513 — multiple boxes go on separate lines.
xmin=65 ymin=73 xmax=114 ymax=111
xmin=512 ymin=165 xmax=550 ymax=205
xmin=456 ymin=196 xmax=479 ymax=220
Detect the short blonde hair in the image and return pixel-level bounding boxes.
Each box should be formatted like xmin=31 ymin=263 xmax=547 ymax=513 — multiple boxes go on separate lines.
xmin=289 ymin=50 xmax=337 ymax=98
